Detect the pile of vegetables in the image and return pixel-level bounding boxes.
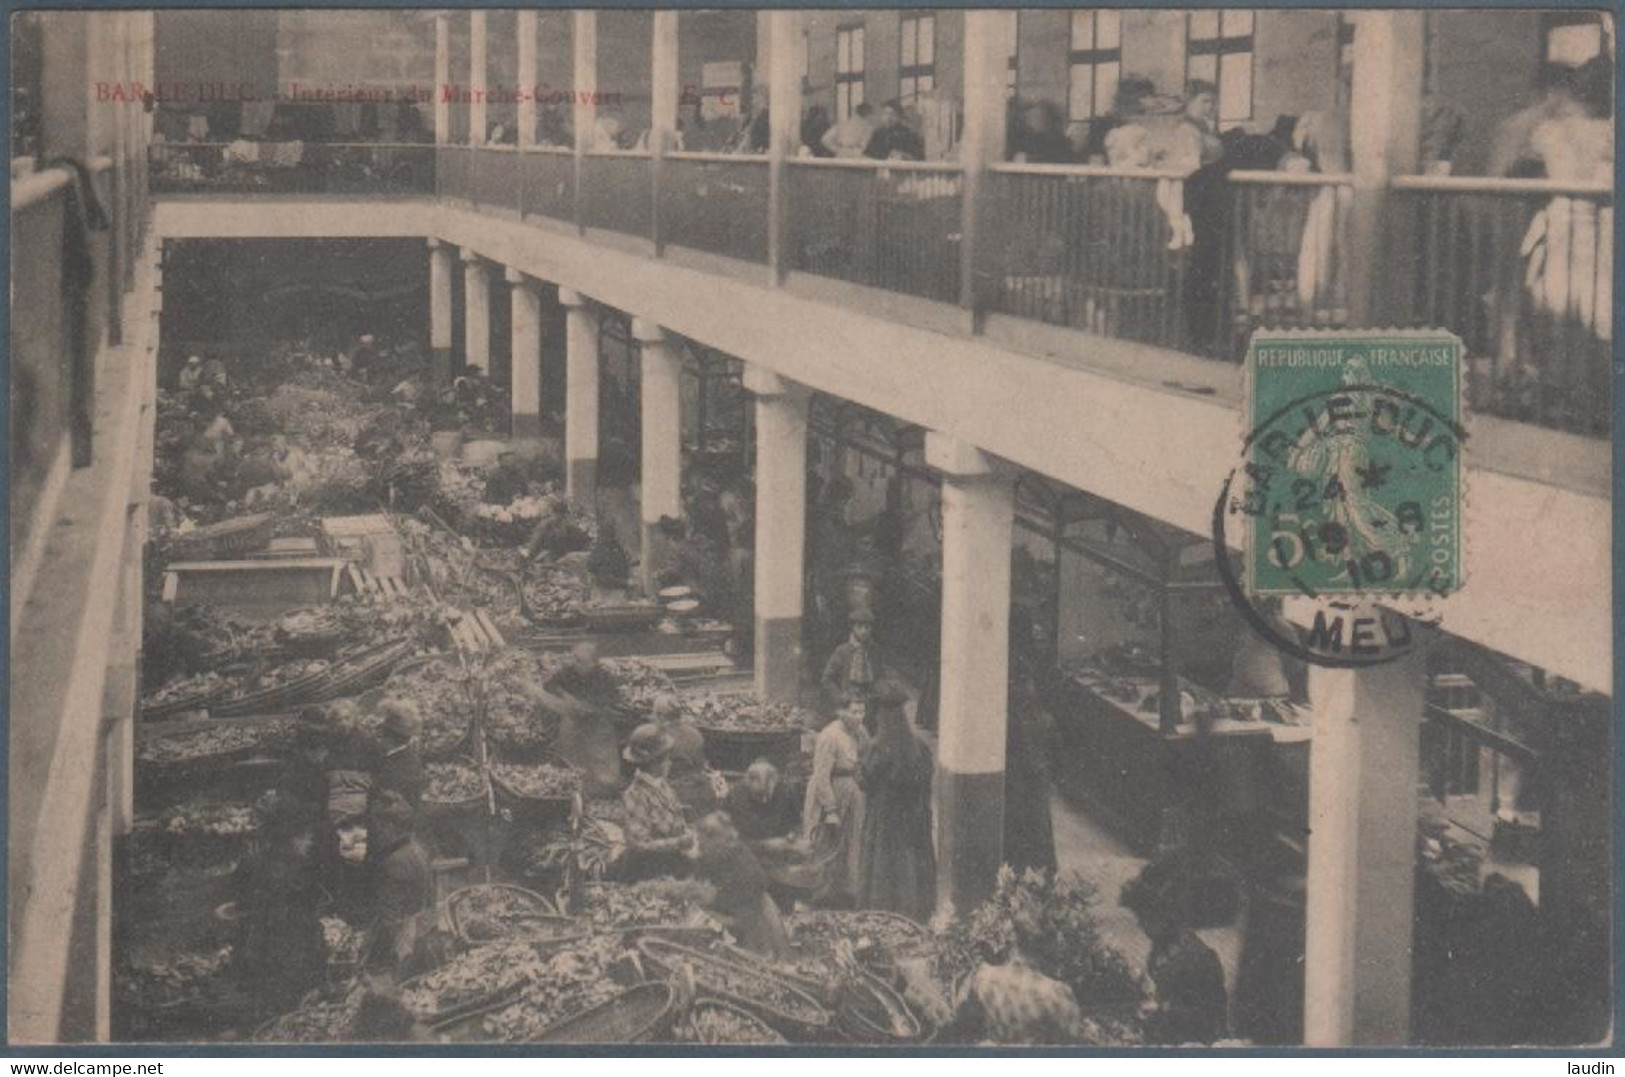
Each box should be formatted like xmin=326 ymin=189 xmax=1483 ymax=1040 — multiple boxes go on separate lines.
xmin=580 ymin=879 xmax=717 ymax=931
xmin=381 ymin=657 xmax=472 ymax=757
xmin=672 ymin=1001 xmax=785 ymax=1045
xmin=479 ymin=650 xmax=562 ymax=753
xmin=141 ymin=671 xmax=231 ymax=713
xmin=424 ymin=761 xmax=487 ymax=805
xmin=685 ymin=693 xmax=810 ymax=734
xmin=401 ymin=941 xmax=554 ymax=1020
xmin=137 ymin=724 xmax=273 ymax=765
xmin=158 ymin=802 xmax=259 ymax=838
xmin=477 ymin=935 xmax=629 ymax=1040
xmin=490 ymin=761 xmax=581 ymax=801
xmin=599 ymin=659 xmax=678 ymax=720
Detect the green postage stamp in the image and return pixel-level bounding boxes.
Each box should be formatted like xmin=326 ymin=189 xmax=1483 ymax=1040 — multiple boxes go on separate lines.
xmin=1240 ymin=329 xmax=1465 ymax=599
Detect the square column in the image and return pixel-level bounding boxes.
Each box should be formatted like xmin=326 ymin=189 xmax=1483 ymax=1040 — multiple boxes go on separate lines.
xmin=634 ymin=317 xmax=683 ymax=597
xmin=506 ymin=267 xmax=543 ymax=442
xmin=434 ymin=14 xmax=450 ymax=145
xmin=469 ymin=11 xmax=488 ymax=144
xmin=1302 ymin=640 xmax=1428 ymax=1045
xmin=746 ymin=366 xmax=808 ymax=702
xmin=927 ymin=432 xmax=1014 ymax=918
xmin=461 ymin=251 xmax=490 ymax=375
xmin=560 ymin=287 xmax=599 ymax=507
xmin=428 ymin=239 xmax=454 ymax=386
xmin=517 ymin=12 xmax=537 ymax=147
xmin=765 ymin=10 xmax=805 ymax=284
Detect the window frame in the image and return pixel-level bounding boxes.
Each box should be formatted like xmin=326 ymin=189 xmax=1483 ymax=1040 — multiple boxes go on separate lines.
xmin=1006 ymin=11 xmax=1021 ymax=98
xmin=835 ymin=23 xmax=867 ymax=122
xmin=1067 ymin=10 xmax=1123 ymax=126
xmin=1186 ymin=9 xmax=1257 ymax=125
xmin=898 ymin=12 xmax=937 ymax=104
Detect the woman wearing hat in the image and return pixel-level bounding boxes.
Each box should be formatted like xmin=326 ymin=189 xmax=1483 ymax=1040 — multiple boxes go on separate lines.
xmin=820 ymin=605 xmax=879 ymax=714
xmin=857 ymin=680 xmax=936 ymax=922
xmin=803 ymin=694 xmax=870 ymax=907
xmin=619 ymin=724 xmax=697 ymax=881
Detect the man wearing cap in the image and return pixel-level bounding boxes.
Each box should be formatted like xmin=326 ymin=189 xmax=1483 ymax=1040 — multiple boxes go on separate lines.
xmin=371 ymin=697 xmax=427 ymax=809
xmin=619 ymin=723 xmax=696 ymax=881
xmin=821 ymin=606 xmax=879 ymax=713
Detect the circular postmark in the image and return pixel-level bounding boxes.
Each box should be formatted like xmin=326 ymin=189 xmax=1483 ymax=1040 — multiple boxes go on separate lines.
xmin=1214 ymin=378 xmax=1467 ymax=669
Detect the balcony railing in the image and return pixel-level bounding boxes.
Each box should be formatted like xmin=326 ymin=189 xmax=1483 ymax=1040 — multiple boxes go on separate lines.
xmin=658 ymin=153 xmax=770 ymax=264
xmin=150 ymin=141 xmax=436 ymax=196
xmin=150 ymin=142 xmax=1614 ymax=439
xmin=1392 ymin=175 xmax=1612 ymax=437
xmin=786 ymin=158 xmax=964 ymax=304
xmin=987 ymin=164 xmax=1191 ymax=350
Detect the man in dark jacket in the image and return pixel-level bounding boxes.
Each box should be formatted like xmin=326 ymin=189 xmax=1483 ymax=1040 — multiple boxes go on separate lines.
xmin=367 ymin=791 xmax=432 ymax=976
xmin=864 ymin=101 xmax=925 ymax=161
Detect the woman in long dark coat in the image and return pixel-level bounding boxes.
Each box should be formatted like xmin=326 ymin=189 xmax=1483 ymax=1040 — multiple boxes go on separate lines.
xmin=857 ymin=681 xmax=936 ymax=922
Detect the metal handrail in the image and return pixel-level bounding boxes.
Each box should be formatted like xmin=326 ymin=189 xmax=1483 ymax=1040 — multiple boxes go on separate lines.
xmin=1391 ymin=173 xmax=1611 ymax=198
xmin=517 ymin=143 xmax=575 ymax=155
xmin=1228 ymin=169 xmax=1356 ymax=187
xmin=988 ymin=161 xmax=1189 ymax=181
xmin=788 ymin=156 xmax=965 ymax=174
xmin=582 ymin=148 xmax=652 ymax=159
xmin=665 ymin=151 xmax=770 ymax=164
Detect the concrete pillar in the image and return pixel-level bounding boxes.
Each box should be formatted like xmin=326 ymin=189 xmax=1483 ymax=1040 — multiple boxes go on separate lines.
xmin=650 ymin=12 xmax=680 ymax=152
xmin=506 ymin=268 xmax=543 ymax=441
xmin=927 ymin=432 xmax=1014 ymax=918
xmin=461 ymin=251 xmax=490 ymax=375
xmin=1302 ymin=641 xmax=1428 ymax=1046
xmin=560 ymin=288 xmax=599 ymax=506
xmin=434 ymin=14 xmax=450 ymax=145
xmin=745 ymin=365 xmax=808 ymax=702
xmin=766 ymin=10 xmax=805 ymax=283
xmin=517 ymin=11 xmax=538 ymax=148
xmin=959 ymin=9 xmax=1012 ymax=319
xmin=1346 ymin=11 xmax=1423 ymax=325
xmin=634 ymin=317 xmax=683 ymax=597
xmin=470 ymin=10 xmax=489 ymax=145
xmin=428 ymin=239 xmax=454 ymax=386
xmin=572 ymin=11 xmax=598 ymax=149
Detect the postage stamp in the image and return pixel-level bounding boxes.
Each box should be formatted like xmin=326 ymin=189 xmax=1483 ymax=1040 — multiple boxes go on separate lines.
xmin=1237 ymin=329 xmax=1466 ymax=601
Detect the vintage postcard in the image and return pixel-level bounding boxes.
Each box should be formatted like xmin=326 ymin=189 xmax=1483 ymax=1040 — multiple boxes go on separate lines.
xmin=6 ymin=4 xmax=1614 ymax=1054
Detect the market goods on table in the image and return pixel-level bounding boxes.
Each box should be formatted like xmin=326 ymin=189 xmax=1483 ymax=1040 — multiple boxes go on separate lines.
xmin=137 ymin=723 xmax=271 ymax=766
xmin=141 ymin=671 xmax=232 ymax=716
xmin=445 ymin=885 xmax=577 ymax=947
xmin=520 ymin=568 xmax=589 ymax=623
xmin=685 ymin=692 xmax=810 ymax=734
xmin=581 ymin=880 xmax=717 ymax=932
xmin=489 ymin=760 xmax=581 ymax=802
xmin=635 ymin=937 xmax=831 ymax=1037
xmin=600 ymin=658 xmax=678 ymax=720
xmin=381 ymin=655 xmax=472 ymax=757
xmin=475 ymin=935 xmax=628 ymax=1041
xmin=671 ymin=999 xmax=787 ymax=1045
xmin=529 ymin=982 xmax=677 ymax=1044
xmin=480 ymin=650 xmax=563 ymax=753
xmin=400 ymin=940 xmax=555 ymax=1022
xmin=423 ymin=760 xmax=488 ymax=807
xmin=114 ymin=947 xmax=234 ymax=1010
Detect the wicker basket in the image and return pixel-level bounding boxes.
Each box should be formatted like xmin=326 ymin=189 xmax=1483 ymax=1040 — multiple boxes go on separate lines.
xmin=172 ymin=512 xmax=276 ymax=559
xmin=834 ymin=970 xmax=924 ymax=1044
xmin=400 ymin=972 xmax=530 ymax=1030
xmin=444 ymin=883 xmax=577 ymax=948
xmin=676 ymin=998 xmax=788 ymax=1045
xmin=635 ymin=937 xmax=831 ymax=1040
xmin=140 ymin=682 xmax=235 ymax=721
xmin=528 ymin=982 xmax=678 ymax=1044
xmin=488 ymin=753 xmax=582 ymax=821
xmin=420 ymin=757 xmax=491 ymax=816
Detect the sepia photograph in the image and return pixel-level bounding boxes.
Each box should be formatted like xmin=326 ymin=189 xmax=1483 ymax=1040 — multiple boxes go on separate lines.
xmin=6 ymin=3 xmax=1615 ymax=1052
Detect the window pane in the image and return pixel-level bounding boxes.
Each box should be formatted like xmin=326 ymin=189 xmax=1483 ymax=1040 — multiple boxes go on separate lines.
xmin=837 ymin=83 xmax=849 ymax=121
xmin=918 ymin=16 xmax=935 ymax=65
xmin=902 ymin=21 xmax=917 ymax=67
xmin=853 ymin=80 xmax=864 ymax=109
xmin=1069 ymin=62 xmax=1093 ymax=121
xmin=1226 ymin=10 xmax=1255 ymax=38
xmin=1188 ymin=53 xmax=1217 ymax=84
xmin=1189 ymin=10 xmax=1219 ymax=41
xmin=1548 ymin=22 xmax=1603 ymax=65
xmin=1071 ymin=11 xmax=1094 ymax=51
xmin=1098 ymin=10 xmax=1122 ymax=49
xmin=838 ymin=31 xmax=850 ymax=74
xmin=854 ymin=28 xmax=865 ymax=72
xmin=1219 ymin=50 xmax=1252 ymax=121
xmin=918 ymin=73 xmax=934 ymax=94
xmin=1094 ymin=62 xmax=1120 ymax=118
xmin=1006 ymin=11 xmax=1020 ymax=61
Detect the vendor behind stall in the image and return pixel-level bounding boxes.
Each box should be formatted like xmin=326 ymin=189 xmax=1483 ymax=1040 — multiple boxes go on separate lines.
xmin=619 ymin=724 xmax=697 ymax=881
xmin=726 ymin=759 xmax=801 ymax=844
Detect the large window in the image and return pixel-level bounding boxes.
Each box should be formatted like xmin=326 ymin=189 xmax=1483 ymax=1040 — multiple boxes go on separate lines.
xmin=1187 ymin=9 xmax=1255 ymax=124
xmin=899 ymin=13 xmax=936 ymax=102
xmin=1543 ymin=11 xmax=1608 ymax=66
xmin=836 ymin=24 xmax=866 ymax=120
xmin=1067 ymin=10 xmax=1122 ymax=124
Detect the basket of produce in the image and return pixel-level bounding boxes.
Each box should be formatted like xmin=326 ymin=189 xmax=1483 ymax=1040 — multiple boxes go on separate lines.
xmin=582 ymin=602 xmax=664 ymax=633
xmin=601 ymin=658 xmax=679 ymax=724
xmin=480 ymin=650 xmax=562 ymax=757
xmin=635 ymin=937 xmax=832 ymax=1040
xmin=274 ymin=607 xmax=350 ymax=654
xmin=672 ymin=997 xmax=789 ymax=1045
xmin=137 ymin=723 xmax=272 ymax=771
xmin=834 ymin=969 xmax=924 ymax=1044
xmin=171 ymin=512 xmax=276 ymax=559
xmin=518 ymin=568 xmax=588 ymax=627
xmin=685 ymin=692 xmax=810 ymax=770
xmin=140 ymin=671 xmax=235 ymax=720
xmin=445 ymin=884 xmax=576 ymax=948
xmin=489 ymin=757 xmax=582 ymax=820
xmin=529 ymin=981 xmax=678 ymax=1044
xmin=787 ymin=910 xmax=936 ymax=962
xmin=461 ymin=935 xmax=628 ymax=1042
xmin=213 ymin=657 xmax=334 ymax=717
xmin=401 ymin=940 xmax=554 ymax=1026
xmin=421 ymin=758 xmax=490 ymax=815
xmin=382 ymin=653 xmax=473 ymax=759
xmin=149 ymin=800 xmax=262 ymax=859
xmin=580 ymin=880 xmax=720 ymax=933
xmin=314 ymin=637 xmax=415 ymax=702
